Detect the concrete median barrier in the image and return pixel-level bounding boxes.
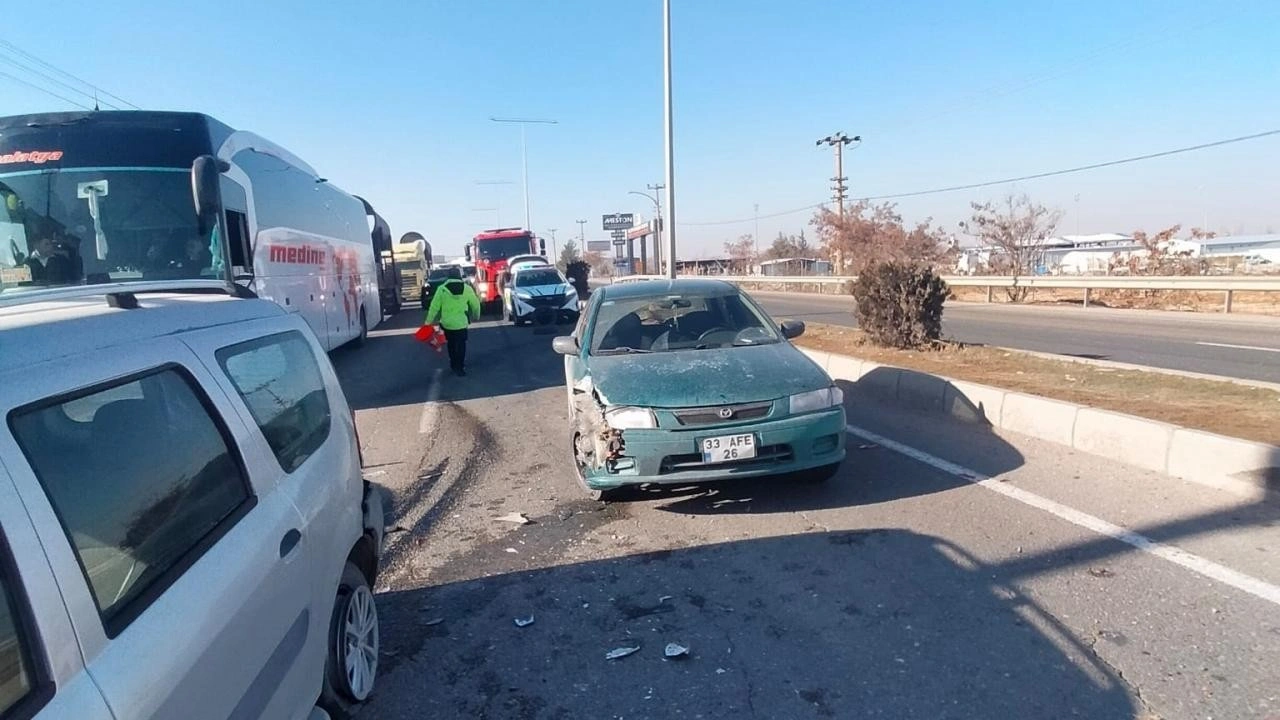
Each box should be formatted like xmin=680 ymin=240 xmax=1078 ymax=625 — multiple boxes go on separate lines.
xmin=803 ymin=346 xmax=1280 ymax=499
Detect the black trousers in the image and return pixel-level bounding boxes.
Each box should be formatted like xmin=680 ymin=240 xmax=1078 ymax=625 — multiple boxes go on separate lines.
xmin=443 ymin=327 xmax=468 ymax=371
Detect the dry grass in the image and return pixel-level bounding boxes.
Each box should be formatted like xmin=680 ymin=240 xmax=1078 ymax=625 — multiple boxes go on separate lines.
xmin=795 ymin=323 xmax=1280 ymax=446
xmin=948 ymin=286 xmax=1280 ymax=316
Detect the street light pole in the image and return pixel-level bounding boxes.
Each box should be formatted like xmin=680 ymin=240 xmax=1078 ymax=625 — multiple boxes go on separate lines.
xmin=491 ymin=117 xmax=558 ymax=229
xmin=662 ymin=0 xmax=677 ymax=279
xmin=546 ymin=228 xmax=558 ymax=260
xmin=629 ymin=185 xmax=665 ymax=275
xmin=576 ymin=219 xmax=587 ymax=243
xmin=816 ymin=132 xmax=860 ymax=218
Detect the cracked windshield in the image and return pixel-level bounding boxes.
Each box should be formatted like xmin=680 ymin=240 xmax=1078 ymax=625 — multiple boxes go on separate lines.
xmin=0 ymin=1 xmax=1277 ymax=719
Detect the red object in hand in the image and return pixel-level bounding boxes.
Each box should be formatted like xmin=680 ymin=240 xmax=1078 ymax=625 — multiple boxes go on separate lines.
xmin=415 ymin=324 xmax=446 ymax=353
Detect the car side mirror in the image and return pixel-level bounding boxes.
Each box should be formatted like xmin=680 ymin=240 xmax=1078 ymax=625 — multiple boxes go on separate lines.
xmin=552 ymin=336 xmax=579 ymax=355
xmin=780 ymin=319 xmax=806 ymax=339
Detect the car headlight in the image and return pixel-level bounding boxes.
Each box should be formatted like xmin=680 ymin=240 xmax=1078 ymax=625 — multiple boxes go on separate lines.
xmin=604 ymin=406 xmax=657 ymax=429
xmin=515 ymin=291 xmax=532 ymax=300
xmin=565 ymin=286 xmax=578 ymax=297
xmin=788 ymin=386 xmax=843 ymax=414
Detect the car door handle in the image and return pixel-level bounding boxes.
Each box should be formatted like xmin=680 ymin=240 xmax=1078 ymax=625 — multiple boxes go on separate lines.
xmin=279 ymin=529 xmax=302 ymax=558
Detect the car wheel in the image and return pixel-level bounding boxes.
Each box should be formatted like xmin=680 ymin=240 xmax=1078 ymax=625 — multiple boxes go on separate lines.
xmin=798 ymin=463 xmax=841 ymax=484
xmin=570 ymin=428 xmax=615 ymax=502
xmin=319 ymin=562 xmax=379 ymax=717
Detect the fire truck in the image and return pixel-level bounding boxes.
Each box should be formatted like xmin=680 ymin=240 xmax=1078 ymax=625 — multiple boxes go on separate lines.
xmin=465 ymin=227 xmax=545 ymax=314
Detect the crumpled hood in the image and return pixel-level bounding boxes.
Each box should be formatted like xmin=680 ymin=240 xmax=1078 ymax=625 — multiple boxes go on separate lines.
xmin=589 ymin=342 xmax=831 ymax=408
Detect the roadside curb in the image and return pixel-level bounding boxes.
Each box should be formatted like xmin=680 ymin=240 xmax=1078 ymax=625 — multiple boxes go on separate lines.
xmin=801 ymin=347 xmax=1280 ymax=500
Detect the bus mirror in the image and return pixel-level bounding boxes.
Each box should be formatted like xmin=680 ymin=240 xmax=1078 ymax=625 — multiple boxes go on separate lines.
xmin=539 ymin=238 xmax=547 ymax=255
xmin=192 ymin=155 xmax=223 ymax=235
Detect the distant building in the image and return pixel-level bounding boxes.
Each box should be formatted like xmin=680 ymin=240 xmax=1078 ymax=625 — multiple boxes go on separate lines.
xmin=758 ymin=257 xmax=832 ymax=276
xmin=1167 ymin=234 xmax=1280 ymax=262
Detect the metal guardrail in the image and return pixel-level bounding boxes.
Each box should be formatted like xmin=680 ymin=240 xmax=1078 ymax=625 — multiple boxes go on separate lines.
xmin=603 ymin=273 xmax=1280 ymax=311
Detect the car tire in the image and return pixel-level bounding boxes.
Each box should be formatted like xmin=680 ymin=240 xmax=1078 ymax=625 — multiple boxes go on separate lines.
xmin=319 ymin=562 xmax=379 ymax=717
xmin=798 ymin=463 xmax=841 ymax=484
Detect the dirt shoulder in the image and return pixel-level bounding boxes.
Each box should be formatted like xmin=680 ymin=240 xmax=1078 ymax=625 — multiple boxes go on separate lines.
xmin=794 ymin=323 xmax=1280 ymax=446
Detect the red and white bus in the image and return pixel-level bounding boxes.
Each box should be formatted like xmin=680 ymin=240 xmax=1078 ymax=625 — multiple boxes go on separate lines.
xmin=0 ymin=110 xmax=386 ymax=349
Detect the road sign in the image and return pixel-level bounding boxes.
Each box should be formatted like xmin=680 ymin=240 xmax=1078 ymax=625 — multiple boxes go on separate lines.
xmin=612 ymin=238 xmax=626 ymax=248
xmin=602 ymin=213 xmax=635 ymax=231
xmin=586 ymin=241 xmax=611 ymax=253
xmin=610 ymin=229 xmax=626 ymax=240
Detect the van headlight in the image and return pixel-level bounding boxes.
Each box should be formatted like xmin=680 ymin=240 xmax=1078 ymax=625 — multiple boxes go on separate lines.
xmin=788 ymin=386 xmax=843 ymax=414
xmin=604 ymin=406 xmax=657 ymax=429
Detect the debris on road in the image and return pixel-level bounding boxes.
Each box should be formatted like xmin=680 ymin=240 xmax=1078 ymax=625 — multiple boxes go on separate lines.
xmin=385 ymin=525 xmax=409 ymax=535
xmin=504 ymin=547 xmax=519 ymax=554
xmin=1088 ymin=567 xmax=1116 ymax=578
xmin=606 ymin=646 xmax=641 ymax=660
xmin=514 ymin=615 xmax=535 ymax=627
xmin=664 ymin=643 xmax=690 ymax=659
xmin=422 ymin=617 xmax=444 ymax=627
xmin=857 ymin=443 xmax=878 ymax=450
xmin=495 ymin=512 xmax=533 ymax=525
xmin=658 ymin=595 xmax=673 ymax=603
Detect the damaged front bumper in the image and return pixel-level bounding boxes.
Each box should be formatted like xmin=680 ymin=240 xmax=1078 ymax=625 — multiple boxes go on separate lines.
xmin=580 ymin=406 xmax=847 ymax=490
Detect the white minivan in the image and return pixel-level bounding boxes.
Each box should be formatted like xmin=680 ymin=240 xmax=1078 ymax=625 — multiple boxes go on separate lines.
xmin=0 ymin=290 xmax=384 ymax=719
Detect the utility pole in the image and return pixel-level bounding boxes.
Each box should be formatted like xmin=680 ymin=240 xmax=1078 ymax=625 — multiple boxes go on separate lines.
xmin=753 ymin=203 xmax=760 ymax=268
xmin=490 ymin=117 xmax=558 ymax=229
xmin=663 ymin=0 xmax=677 ymax=278
xmin=816 ymin=132 xmax=860 ymax=218
xmin=546 ymin=228 xmax=558 ymax=260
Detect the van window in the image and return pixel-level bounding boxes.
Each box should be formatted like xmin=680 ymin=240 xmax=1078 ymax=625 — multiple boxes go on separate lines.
xmin=216 ymin=332 xmax=332 ymax=473
xmin=9 ymin=369 xmax=252 ymax=636
xmin=0 ymin=561 xmax=37 ymax=714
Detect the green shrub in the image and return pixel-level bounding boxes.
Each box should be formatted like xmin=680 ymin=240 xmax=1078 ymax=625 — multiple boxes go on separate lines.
xmin=851 ymin=262 xmax=948 ymax=349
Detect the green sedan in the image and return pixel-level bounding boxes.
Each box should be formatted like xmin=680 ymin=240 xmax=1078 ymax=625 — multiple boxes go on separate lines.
xmin=552 ymin=278 xmax=846 ymax=499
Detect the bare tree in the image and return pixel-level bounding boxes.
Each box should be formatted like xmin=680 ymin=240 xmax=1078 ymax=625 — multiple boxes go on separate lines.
xmin=962 ymin=194 xmax=1061 ymax=301
xmin=1127 ymin=224 xmax=1204 ymax=276
xmin=722 ymin=234 xmax=756 ymax=274
xmin=812 ymin=201 xmax=949 ymax=274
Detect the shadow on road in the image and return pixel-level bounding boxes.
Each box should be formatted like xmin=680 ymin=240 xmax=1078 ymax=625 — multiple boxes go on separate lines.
xmin=363 ymin=530 xmax=1136 ymax=719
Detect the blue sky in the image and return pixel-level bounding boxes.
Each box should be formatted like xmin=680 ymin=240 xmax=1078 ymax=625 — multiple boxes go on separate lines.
xmin=4 ymin=0 xmax=1279 ymax=258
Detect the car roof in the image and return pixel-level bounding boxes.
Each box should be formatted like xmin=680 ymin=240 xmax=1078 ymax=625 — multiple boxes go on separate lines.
xmin=0 ymin=293 xmax=287 ymax=373
xmin=599 ymin=278 xmax=739 ymax=300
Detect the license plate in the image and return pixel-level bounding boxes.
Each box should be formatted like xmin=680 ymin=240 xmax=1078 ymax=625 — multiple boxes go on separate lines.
xmin=701 ymin=433 xmax=757 ymax=463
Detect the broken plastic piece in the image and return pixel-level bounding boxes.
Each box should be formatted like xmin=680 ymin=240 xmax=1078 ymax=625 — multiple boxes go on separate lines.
xmin=658 ymin=595 xmax=673 ymax=603
xmin=605 ymin=646 xmax=641 ymax=660
xmin=495 ymin=512 xmax=532 ymax=525
xmin=514 ymin=615 xmax=535 ymax=627
xmin=504 ymin=548 xmax=519 ymax=554
xmin=664 ymin=643 xmax=690 ymax=658
xmin=422 ymin=617 xmax=444 ymax=627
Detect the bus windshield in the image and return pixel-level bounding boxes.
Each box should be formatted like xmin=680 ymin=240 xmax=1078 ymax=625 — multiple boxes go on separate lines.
xmin=475 ymin=236 xmax=531 ymax=261
xmin=1 ymin=167 xmax=220 ymax=293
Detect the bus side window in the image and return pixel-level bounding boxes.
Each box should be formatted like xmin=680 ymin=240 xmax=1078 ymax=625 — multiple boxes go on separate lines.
xmin=226 ymin=210 xmax=251 ymax=270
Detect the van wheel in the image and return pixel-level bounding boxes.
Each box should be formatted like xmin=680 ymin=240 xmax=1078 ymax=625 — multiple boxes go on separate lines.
xmin=319 ymin=562 xmax=379 ymax=717
xmin=352 ymin=308 xmax=368 ymax=347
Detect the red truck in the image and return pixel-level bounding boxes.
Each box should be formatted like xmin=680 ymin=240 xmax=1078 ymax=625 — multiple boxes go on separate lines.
xmin=465 ymin=227 xmax=545 ymax=313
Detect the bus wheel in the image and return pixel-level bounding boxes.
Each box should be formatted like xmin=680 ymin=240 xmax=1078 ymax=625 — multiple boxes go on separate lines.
xmin=352 ymin=308 xmax=368 ymax=347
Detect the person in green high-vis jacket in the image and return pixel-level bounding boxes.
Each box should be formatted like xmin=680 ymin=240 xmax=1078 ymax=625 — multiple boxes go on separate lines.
xmin=424 ymin=266 xmax=481 ymax=375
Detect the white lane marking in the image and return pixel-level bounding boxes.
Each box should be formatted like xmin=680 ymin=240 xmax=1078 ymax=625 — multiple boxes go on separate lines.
xmin=367 ymin=327 xmax=423 ymax=338
xmin=1196 ymin=341 xmax=1280 ymax=353
xmin=846 ymin=424 xmax=1280 ymax=608
xmin=418 ymin=368 xmax=444 ymax=435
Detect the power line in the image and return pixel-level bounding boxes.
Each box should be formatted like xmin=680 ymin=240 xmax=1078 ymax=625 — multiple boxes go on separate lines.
xmin=0 ymin=50 xmax=121 ymax=110
xmin=679 ymin=129 xmax=1280 ymax=227
xmin=0 ymin=38 xmax=139 ymax=109
xmin=0 ymin=70 xmax=92 ymax=110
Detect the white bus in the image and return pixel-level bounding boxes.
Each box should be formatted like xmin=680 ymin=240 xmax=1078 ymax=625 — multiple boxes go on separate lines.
xmin=0 ymin=110 xmax=382 ymax=349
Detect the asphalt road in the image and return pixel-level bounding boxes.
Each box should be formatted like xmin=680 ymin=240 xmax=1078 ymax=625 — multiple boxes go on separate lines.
xmin=751 ymin=291 xmax=1280 ymax=383
xmin=331 ymin=308 xmax=1280 ymax=720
